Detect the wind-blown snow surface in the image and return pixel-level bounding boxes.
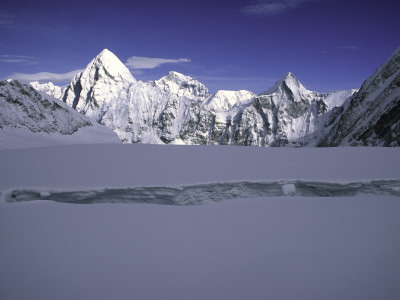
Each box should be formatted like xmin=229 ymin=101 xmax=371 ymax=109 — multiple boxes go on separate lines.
xmin=1 ymin=144 xmax=400 ymax=299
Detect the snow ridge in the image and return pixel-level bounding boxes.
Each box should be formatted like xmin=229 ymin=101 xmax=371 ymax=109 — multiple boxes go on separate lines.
xmin=0 ymin=80 xmax=91 ymax=134
xmin=5 ymin=179 xmax=400 ymax=205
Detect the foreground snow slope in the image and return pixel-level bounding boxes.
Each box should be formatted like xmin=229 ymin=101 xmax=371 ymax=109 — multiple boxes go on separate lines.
xmin=1 ymin=145 xmax=399 ymax=300
xmin=1 ymin=197 xmax=399 ymax=300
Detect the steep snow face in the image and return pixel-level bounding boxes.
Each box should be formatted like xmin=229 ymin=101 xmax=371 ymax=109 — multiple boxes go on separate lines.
xmin=154 ymin=71 xmax=210 ymax=99
xmin=30 ymin=81 xmax=66 ymax=100
xmin=203 ymin=90 xmax=255 ymax=112
xmin=324 ymin=89 xmax=358 ymax=109
xmin=0 ymin=80 xmax=91 ymax=134
xmin=62 ymin=49 xmax=136 ymax=121
xmin=317 ymin=47 xmax=400 ymax=146
xmin=99 ymin=81 xmax=172 ymax=143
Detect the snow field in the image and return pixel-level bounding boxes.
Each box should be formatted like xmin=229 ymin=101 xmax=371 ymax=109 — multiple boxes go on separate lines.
xmin=1 ymin=144 xmax=399 ymax=299
xmin=1 ymin=196 xmax=399 ymax=300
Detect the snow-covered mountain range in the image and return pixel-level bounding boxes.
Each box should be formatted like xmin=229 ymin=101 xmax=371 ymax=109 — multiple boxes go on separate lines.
xmin=2 ymin=47 xmax=399 ymax=146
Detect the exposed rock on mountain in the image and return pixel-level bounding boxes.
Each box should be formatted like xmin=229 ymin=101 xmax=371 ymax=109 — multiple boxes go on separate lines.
xmin=316 ymin=47 xmax=400 ymax=146
xmin=0 ymin=80 xmax=91 ymax=134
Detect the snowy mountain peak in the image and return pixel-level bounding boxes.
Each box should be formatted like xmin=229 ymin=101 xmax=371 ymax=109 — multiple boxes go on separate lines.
xmin=97 ymin=48 xmax=113 ymax=58
xmin=88 ymin=49 xmax=136 ymax=84
xmin=62 ymin=49 xmax=136 ymax=120
xmin=166 ymin=71 xmax=191 ymax=81
xmin=264 ymin=72 xmax=305 ymax=95
xmin=261 ymin=72 xmax=322 ymax=104
xmin=154 ymin=71 xmax=210 ymax=99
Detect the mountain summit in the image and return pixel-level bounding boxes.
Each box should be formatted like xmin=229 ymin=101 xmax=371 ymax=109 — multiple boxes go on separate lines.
xmin=62 ymin=49 xmax=136 ymax=120
xmin=154 ymin=71 xmax=210 ymax=99
xmin=262 ymin=72 xmax=320 ymax=103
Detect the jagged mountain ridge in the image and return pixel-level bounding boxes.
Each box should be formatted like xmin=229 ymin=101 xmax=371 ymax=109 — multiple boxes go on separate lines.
xmin=38 ymin=49 xmax=340 ymax=146
xmin=314 ymin=47 xmax=400 ymax=146
xmin=0 ymin=80 xmax=91 ymax=134
xmin=30 ymin=47 xmax=399 ymax=146
xmin=30 ymin=81 xmax=66 ymax=100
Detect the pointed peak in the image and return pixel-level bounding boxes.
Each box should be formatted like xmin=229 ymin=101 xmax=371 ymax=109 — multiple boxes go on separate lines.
xmin=262 ymin=72 xmax=304 ymax=95
xmin=82 ymin=49 xmax=136 ymax=83
xmin=284 ymin=71 xmax=294 ymax=78
xmin=281 ymin=72 xmax=300 ymax=83
xmin=97 ymin=48 xmax=113 ymax=56
xmin=95 ymin=49 xmax=120 ymax=62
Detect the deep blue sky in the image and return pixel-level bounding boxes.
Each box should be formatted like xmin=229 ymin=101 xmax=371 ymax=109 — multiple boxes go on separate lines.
xmin=0 ymin=0 xmax=399 ymax=93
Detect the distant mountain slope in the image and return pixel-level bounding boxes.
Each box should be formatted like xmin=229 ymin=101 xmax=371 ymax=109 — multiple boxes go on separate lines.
xmin=52 ymin=49 xmax=344 ymax=146
xmin=323 ymin=89 xmax=358 ymax=109
xmin=316 ymin=47 xmax=400 ymax=146
xmin=28 ymin=47 xmax=400 ymax=147
xmin=30 ymin=81 xmax=66 ymax=101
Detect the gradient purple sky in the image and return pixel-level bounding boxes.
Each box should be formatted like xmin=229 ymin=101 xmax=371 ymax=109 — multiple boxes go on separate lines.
xmin=0 ymin=0 xmax=399 ymax=93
